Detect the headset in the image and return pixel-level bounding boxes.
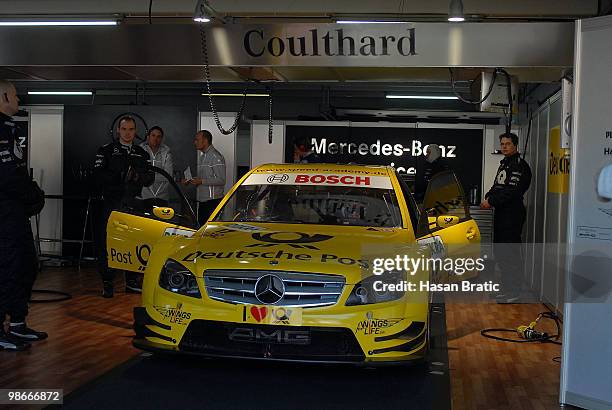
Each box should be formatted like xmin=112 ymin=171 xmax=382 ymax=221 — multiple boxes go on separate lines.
xmin=109 ymin=111 xmax=150 ymax=143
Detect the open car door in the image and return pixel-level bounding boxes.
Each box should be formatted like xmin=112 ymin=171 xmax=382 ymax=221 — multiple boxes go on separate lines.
xmin=416 ymin=171 xmax=481 ymax=281
xmin=106 ymin=166 xmax=198 ymax=273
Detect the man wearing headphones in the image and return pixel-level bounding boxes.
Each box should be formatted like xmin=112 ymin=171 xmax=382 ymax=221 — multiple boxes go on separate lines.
xmin=0 ymin=80 xmax=47 ymax=351
xmin=94 ymin=116 xmax=154 ymax=298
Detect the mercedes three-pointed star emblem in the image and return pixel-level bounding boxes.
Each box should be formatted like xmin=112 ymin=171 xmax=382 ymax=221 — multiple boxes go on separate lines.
xmin=254 ymin=274 xmax=285 ymax=304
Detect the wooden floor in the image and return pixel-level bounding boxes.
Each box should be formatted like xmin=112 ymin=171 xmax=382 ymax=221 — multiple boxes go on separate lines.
xmin=447 ymin=302 xmax=564 ymax=410
xmin=1 ymin=267 xmax=566 ymax=409
xmin=0 ymin=266 xmax=141 ymax=405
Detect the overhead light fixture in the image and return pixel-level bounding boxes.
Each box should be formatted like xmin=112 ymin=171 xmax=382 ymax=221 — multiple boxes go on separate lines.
xmin=194 ymin=0 xmax=212 ymax=23
xmin=201 ymin=93 xmax=269 ymax=97
xmin=0 ymin=20 xmax=117 ymax=26
xmin=448 ymin=0 xmax=465 ymax=22
xmin=386 ymin=95 xmax=459 ymax=100
xmin=28 ymin=91 xmax=93 ymax=95
xmin=336 ymin=20 xmax=408 ymax=24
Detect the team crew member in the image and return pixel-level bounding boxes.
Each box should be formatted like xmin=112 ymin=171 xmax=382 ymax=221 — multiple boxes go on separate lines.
xmin=94 ymin=116 xmax=154 ymax=298
xmin=187 ymin=130 xmax=225 ymax=225
xmin=0 ymin=80 xmax=47 ymax=351
xmin=293 ymin=137 xmax=321 ymax=163
xmin=415 ymin=143 xmax=449 ymax=202
xmin=140 ymin=126 xmax=174 ymax=209
xmin=481 ymin=133 xmax=532 ymax=303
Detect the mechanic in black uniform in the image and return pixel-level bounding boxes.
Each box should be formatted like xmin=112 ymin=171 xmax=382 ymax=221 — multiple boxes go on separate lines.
xmin=94 ymin=116 xmax=154 ymax=298
xmin=481 ymin=133 xmax=532 ymax=303
xmin=0 ymin=80 xmax=47 ymax=351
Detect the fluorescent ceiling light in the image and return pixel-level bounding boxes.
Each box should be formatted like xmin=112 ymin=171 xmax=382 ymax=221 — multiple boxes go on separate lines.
xmin=386 ymin=95 xmax=459 ymax=100
xmin=28 ymin=91 xmax=93 ymax=95
xmin=202 ymin=93 xmax=269 ymax=97
xmin=0 ymin=21 xmax=117 ymax=26
xmin=448 ymin=0 xmax=465 ymax=22
xmin=337 ymin=20 xmax=408 ymax=24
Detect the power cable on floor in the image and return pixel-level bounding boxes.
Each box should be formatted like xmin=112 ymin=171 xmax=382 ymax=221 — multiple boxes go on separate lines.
xmin=30 ymin=289 xmax=72 ymax=303
xmin=480 ymin=311 xmax=562 ymax=345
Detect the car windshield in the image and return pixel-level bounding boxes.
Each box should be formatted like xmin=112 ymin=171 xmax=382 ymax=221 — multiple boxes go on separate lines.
xmin=214 ymin=175 xmax=403 ymax=227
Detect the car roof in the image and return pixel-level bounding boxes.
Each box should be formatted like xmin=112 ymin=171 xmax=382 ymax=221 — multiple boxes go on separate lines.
xmin=252 ymin=163 xmax=393 ymax=177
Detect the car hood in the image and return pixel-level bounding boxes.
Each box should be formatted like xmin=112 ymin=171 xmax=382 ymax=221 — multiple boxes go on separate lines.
xmin=171 ymin=222 xmax=413 ymax=284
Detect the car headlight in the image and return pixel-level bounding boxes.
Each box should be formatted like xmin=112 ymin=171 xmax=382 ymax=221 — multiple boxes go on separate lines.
xmin=345 ymin=271 xmax=405 ymax=306
xmin=159 ymin=259 xmax=201 ymax=298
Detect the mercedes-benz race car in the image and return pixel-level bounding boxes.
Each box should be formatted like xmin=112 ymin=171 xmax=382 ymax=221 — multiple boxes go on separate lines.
xmin=107 ymin=163 xmax=480 ymax=364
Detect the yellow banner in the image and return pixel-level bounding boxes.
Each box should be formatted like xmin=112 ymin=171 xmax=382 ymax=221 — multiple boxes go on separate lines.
xmin=548 ymin=127 xmax=570 ymax=194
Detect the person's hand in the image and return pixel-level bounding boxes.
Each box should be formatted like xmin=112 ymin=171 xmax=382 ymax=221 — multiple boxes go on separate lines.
xmin=126 ymin=167 xmax=139 ymax=183
xmin=180 ymin=179 xmax=191 ymax=186
xmin=480 ymin=199 xmax=491 ymax=209
xmin=190 ymin=177 xmax=203 ymax=186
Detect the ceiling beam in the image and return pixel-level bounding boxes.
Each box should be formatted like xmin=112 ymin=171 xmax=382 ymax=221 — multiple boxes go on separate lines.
xmin=0 ymin=0 xmax=598 ymax=19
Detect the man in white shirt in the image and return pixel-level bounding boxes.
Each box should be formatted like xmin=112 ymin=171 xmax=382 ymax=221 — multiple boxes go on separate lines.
xmin=185 ymin=130 xmax=225 ymax=225
xmin=140 ymin=126 xmax=174 ymax=209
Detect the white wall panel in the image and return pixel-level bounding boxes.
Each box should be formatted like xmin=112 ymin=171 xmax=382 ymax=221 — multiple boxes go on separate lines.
xmin=26 ymin=106 xmax=63 ymax=255
xmin=560 ymin=15 xmax=612 ymax=409
xmin=251 ymin=121 xmax=285 ymax=168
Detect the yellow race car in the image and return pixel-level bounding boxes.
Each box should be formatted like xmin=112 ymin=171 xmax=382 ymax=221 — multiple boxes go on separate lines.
xmin=107 ymin=163 xmax=480 ymax=364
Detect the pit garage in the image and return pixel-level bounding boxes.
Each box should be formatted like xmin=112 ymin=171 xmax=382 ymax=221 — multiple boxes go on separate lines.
xmin=1 ymin=1 xmax=611 ymax=409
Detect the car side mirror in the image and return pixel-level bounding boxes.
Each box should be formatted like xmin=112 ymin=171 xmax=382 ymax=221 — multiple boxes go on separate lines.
xmin=153 ymin=207 xmax=175 ymax=220
xmin=436 ymin=215 xmax=459 ymax=228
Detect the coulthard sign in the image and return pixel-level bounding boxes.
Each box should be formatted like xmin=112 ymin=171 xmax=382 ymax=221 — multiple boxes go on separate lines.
xmin=243 ymin=27 xmax=416 ymax=58
xmin=0 ymin=23 xmax=573 ymax=67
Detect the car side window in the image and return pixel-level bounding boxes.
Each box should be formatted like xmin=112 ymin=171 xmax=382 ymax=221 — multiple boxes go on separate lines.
xmin=395 ymin=171 xmax=420 ymax=231
xmin=119 ymin=166 xmax=198 ymax=229
xmin=416 ymin=171 xmax=470 ymax=237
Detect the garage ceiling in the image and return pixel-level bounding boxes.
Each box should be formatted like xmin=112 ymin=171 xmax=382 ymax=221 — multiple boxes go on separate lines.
xmin=0 ymin=0 xmax=595 ymax=85
xmin=0 ymin=0 xmax=600 ymax=20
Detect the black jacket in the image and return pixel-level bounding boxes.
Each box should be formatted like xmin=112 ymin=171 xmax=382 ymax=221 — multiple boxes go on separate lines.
xmin=94 ymin=141 xmax=154 ymax=201
xmin=0 ymin=112 xmax=32 ymax=240
xmin=0 ymin=113 xmax=30 ymax=203
xmin=486 ymin=153 xmax=532 ymax=210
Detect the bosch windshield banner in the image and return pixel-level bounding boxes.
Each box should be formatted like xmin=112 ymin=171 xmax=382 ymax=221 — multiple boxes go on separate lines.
xmin=243 ymin=172 xmax=393 ymax=189
xmin=284 ymin=125 xmax=483 ymax=189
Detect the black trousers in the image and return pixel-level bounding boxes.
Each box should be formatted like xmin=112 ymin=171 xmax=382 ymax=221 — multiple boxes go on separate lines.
xmin=0 ymin=202 xmax=38 ymax=323
xmin=95 ymin=199 xmax=117 ymax=283
xmin=198 ymin=199 xmax=222 ymax=226
xmin=493 ymin=205 xmax=526 ymax=294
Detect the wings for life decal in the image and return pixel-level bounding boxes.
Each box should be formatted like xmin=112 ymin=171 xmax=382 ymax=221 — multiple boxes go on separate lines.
xmin=154 ymin=303 xmax=191 ymax=325
xmin=243 ymin=172 xmax=393 ymax=189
